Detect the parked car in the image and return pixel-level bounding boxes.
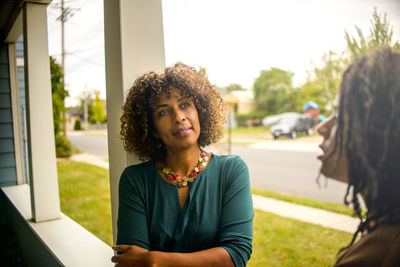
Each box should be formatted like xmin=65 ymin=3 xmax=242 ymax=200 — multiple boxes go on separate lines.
xmin=262 ymin=112 xmax=302 ymax=127
xmin=270 ymin=114 xmax=314 ymax=139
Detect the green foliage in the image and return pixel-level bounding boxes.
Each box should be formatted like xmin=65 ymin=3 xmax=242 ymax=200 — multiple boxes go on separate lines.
xmin=253 ymin=68 xmax=300 ymax=115
xmin=249 ymin=210 xmax=351 ymax=267
xmin=301 ymin=50 xmax=347 ymax=115
xmin=91 ymin=91 xmax=107 ymax=124
xmin=298 ymin=8 xmax=400 ymax=117
xmin=50 ymin=56 xmax=72 ymax=157
xmin=74 ymin=120 xmax=82 ymax=130
xmin=77 ymin=90 xmax=107 ymax=125
xmin=57 ymin=160 xmax=112 ymax=246
xmin=252 ymin=188 xmax=356 ymax=217
xmin=199 ymin=66 xmax=207 ymax=74
xmin=235 ymin=112 xmax=267 ymax=127
xmin=226 ymin=83 xmax=246 ymax=93
xmin=345 ymin=8 xmax=400 ymax=58
xmin=50 ymin=57 xmax=68 ymax=135
xmin=57 ymin=159 xmax=351 ymax=264
xmin=55 ymin=134 xmax=72 ymax=158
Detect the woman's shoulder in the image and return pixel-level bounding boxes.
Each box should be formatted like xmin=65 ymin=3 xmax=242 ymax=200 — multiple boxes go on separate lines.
xmin=210 ymin=154 xmax=249 ymax=182
xmin=124 ymin=161 xmax=153 ymax=172
xmin=120 ymin=161 xmax=155 ymax=183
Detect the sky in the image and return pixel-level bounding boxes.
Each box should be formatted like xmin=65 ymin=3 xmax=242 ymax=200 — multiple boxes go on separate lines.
xmin=46 ymin=0 xmax=400 ymax=107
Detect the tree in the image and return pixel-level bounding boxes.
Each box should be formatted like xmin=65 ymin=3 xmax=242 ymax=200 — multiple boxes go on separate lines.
xmin=253 ymin=68 xmax=299 ymax=115
xmin=345 ymin=8 xmax=400 ymax=58
xmin=199 ymin=66 xmax=207 ymax=74
xmin=91 ymin=91 xmax=107 ymax=125
xmin=50 ymin=56 xmax=71 ymax=157
xmin=299 ymin=8 xmax=399 ymax=116
xmin=77 ymin=90 xmax=94 ymax=127
xmin=225 ymin=83 xmax=246 ymax=93
xmin=300 ymin=50 xmax=347 ymax=114
xmin=77 ymin=89 xmax=107 ymax=126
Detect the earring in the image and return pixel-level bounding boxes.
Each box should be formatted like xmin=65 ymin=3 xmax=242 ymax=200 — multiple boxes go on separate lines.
xmin=156 ymin=138 xmax=164 ymax=149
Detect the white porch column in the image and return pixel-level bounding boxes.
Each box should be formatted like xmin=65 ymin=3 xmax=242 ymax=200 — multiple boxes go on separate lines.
xmin=23 ymin=2 xmax=60 ymax=222
xmin=104 ymin=0 xmax=166 ymax=242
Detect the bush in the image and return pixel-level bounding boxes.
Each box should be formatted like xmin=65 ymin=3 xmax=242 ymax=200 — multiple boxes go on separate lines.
xmin=235 ymin=112 xmax=267 ymax=127
xmin=55 ymin=134 xmax=72 ymax=158
xmin=74 ymin=120 xmax=82 ymax=130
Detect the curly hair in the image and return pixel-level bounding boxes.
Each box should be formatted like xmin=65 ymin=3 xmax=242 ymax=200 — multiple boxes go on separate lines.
xmin=120 ymin=63 xmax=225 ymax=162
xmin=334 ymin=47 xmax=400 ymax=250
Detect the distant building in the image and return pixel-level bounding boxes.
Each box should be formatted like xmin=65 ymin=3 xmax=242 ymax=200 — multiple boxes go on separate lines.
xmin=66 ymin=107 xmax=81 ymax=130
xmin=225 ymin=90 xmax=254 ymax=114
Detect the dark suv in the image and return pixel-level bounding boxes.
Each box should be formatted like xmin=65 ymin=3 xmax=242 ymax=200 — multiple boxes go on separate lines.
xmin=270 ymin=114 xmax=314 ymax=139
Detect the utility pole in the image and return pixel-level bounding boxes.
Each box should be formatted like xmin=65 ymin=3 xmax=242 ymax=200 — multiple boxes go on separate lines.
xmin=61 ymin=0 xmax=66 ymax=138
xmin=56 ymin=0 xmax=79 ymax=138
xmin=84 ymin=85 xmax=89 ymax=130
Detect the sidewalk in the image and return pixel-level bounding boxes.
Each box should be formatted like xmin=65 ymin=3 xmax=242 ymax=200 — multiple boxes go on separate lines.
xmin=69 ymin=152 xmax=359 ymax=234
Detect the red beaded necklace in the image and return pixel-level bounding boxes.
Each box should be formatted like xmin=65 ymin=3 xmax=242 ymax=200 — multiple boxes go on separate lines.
xmin=162 ymin=151 xmax=209 ymax=187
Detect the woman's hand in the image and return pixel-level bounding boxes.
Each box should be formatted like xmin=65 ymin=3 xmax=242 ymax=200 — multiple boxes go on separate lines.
xmin=111 ymin=245 xmax=151 ymax=267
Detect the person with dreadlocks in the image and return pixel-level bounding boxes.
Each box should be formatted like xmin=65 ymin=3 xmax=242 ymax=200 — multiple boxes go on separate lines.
xmin=317 ymin=47 xmax=400 ymax=266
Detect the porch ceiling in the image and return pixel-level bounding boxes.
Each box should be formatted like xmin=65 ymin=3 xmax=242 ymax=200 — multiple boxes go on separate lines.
xmin=0 ymin=0 xmax=51 ymax=42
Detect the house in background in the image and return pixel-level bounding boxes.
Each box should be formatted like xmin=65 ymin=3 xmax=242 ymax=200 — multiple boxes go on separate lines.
xmin=0 ymin=0 xmax=166 ymax=265
xmin=225 ymin=90 xmax=254 ymax=114
xmin=65 ymin=106 xmax=81 ymax=130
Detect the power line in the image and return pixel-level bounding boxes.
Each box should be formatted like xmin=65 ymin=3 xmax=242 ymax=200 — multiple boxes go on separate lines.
xmin=50 ymin=44 xmax=104 ymax=56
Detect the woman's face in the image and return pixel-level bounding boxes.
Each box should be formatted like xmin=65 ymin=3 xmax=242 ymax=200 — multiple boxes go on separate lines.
xmin=317 ymin=96 xmax=349 ymax=183
xmin=151 ymin=91 xmax=201 ymax=152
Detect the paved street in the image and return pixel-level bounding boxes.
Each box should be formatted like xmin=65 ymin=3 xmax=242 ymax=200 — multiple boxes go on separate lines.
xmin=232 ymin=144 xmax=348 ymax=204
xmin=67 ymin=131 xmax=348 ymax=204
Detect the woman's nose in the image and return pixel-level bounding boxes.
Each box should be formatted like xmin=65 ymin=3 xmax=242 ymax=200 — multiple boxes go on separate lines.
xmin=316 ymin=119 xmax=330 ymax=137
xmin=174 ymin=109 xmax=185 ymax=124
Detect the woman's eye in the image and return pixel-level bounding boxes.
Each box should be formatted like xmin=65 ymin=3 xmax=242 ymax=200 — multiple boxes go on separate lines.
xmin=158 ymin=110 xmax=168 ymax=117
xmin=180 ymin=102 xmax=190 ymax=109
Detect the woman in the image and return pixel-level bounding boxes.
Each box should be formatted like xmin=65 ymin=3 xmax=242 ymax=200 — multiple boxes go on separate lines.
xmin=317 ymin=47 xmax=400 ymax=266
xmin=111 ymin=63 xmax=253 ymax=266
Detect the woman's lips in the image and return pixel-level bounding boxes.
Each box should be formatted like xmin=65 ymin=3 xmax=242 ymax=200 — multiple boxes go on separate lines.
xmin=173 ymin=127 xmax=192 ymax=136
xmin=317 ymin=144 xmax=325 ymax=161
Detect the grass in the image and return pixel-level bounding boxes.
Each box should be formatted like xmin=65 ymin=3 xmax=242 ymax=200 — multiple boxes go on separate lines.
xmin=57 ymin=159 xmax=352 ymax=266
xmin=251 ymin=188 xmax=356 ymax=217
xmin=249 ymin=209 xmax=351 ymax=267
xmin=57 ymin=159 xmax=113 ymax=245
xmin=224 ymin=126 xmax=271 ymax=135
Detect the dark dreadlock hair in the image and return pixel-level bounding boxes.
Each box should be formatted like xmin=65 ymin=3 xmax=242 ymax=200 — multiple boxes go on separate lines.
xmin=335 ymin=47 xmax=400 ymax=252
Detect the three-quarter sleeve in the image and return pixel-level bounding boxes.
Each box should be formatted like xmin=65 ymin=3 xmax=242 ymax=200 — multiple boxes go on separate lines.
xmin=116 ymin=168 xmax=150 ymax=250
xmin=218 ymin=157 xmax=254 ymax=267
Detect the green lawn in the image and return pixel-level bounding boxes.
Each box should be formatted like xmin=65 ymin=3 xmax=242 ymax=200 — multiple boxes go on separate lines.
xmin=224 ymin=126 xmax=271 ymax=135
xmin=249 ymin=210 xmax=350 ymax=267
xmin=57 ymin=159 xmax=351 ymax=265
xmin=252 ymin=188 xmax=355 ymax=217
xmin=57 ymin=159 xmax=113 ymax=245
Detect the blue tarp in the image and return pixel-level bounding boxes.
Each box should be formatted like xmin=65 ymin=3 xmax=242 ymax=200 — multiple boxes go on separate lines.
xmin=302 ymin=100 xmax=319 ymax=112
xmin=318 ymin=114 xmax=328 ymax=121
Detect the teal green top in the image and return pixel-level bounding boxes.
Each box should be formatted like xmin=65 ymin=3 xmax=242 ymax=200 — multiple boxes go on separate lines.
xmin=117 ymin=154 xmax=253 ymax=267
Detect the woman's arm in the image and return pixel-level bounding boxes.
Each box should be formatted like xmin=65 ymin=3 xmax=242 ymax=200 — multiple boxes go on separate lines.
xmin=112 ymin=245 xmax=234 ymax=267
xmin=218 ymin=156 xmax=254 ymax=266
